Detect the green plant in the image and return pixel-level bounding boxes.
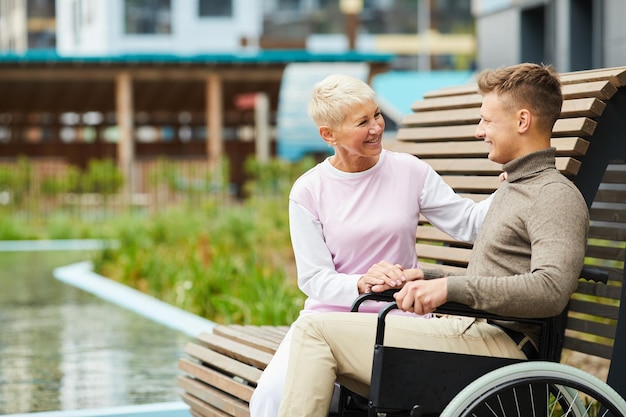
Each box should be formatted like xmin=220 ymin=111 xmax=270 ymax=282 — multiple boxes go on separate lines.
xmin=40 ymin=166 xmax=80 ymax=196
xmin=0 ymin=156 xmax=32 ymax=205
xmin=80 ymin=159 xmax=124 ymax=195
xmin=1 ymin=156 xmax=317 ymax=326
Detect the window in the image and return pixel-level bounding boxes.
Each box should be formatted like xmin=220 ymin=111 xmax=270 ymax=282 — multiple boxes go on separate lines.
xmin=198 ymin=0 xmax=232 ymax=17
xmin=125 ymin=0 xmax=171 ymax=34
xmin=28 ymin=0 xmax=55 ymax=18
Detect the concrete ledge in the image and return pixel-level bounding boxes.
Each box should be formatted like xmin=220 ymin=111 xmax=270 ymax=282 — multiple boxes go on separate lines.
xmin=5 ymin=402 xmax=189 ymax=417
xmin=0 ymin=239 xmax=117 ymax=251
xmin=53 ymin=260 xmax=216 ymax=337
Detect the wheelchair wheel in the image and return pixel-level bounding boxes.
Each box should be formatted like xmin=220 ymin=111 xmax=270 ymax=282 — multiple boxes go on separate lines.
xmin=441 ymin=361 xmax=626 ymax=417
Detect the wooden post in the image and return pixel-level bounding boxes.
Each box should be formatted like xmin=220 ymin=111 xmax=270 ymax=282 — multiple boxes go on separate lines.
xmin=206 ymin=73 xmax=223 ymax=171
xmin=345 ymin=12 xmax=358 ymax=50
xmin=116 ymin=71 xmax=134 ymax=197
xmin=255 ymin=92 xmax=270 ymax=163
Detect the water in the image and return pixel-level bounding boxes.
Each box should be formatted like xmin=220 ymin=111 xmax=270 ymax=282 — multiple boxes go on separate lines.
xmin=0 ymin=250 xmax=191 ymax=414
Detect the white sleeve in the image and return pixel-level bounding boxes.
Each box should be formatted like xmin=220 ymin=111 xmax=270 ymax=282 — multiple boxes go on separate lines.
xmin=289 ymin=200 xmax=361 ymax=306
xmin=420 ymin=168 xmax=495 ymax=243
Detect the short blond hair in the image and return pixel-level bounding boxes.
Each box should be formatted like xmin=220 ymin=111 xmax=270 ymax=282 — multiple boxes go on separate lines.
xmin=308 ymin=74 xmax=376 ymax=129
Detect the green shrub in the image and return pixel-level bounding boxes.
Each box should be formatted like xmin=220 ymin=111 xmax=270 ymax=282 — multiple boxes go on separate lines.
xmin=80 ymin=159 xmax=124 ymax=195
xmin=0 ymin=157 xmax=32 ymax=205
xmin=1 ymin=156 xmax=314 ymax=326
xmin=40 ymin=166 xmax=80 ymax=196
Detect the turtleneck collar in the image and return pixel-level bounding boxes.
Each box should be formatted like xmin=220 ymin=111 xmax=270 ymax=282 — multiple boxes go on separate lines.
xmin=502 ymin=148 xmax=557 ymax=183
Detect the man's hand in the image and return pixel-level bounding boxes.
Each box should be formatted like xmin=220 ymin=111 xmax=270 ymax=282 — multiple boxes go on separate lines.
xmin=393 ymin=277 xmax=448 ymax=315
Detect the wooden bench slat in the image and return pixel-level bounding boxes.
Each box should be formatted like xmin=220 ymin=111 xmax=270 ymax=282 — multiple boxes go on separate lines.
xmin=584 ymin=245 xmax=625 ymax=263
xmin=562 ymin=337 xmax=613 ymax=360
xmin=600 ymin=164 xmax=626 ymax=183
xmin=422 ymin=84 xmax=478 ymax=99
xmin=258 ymin=325 xmax=291 ymax=339
xmin=590 ymin=202 xmax=626 ymax=222
xmin=416 ymin=81 xmax=616 ymax=110
xmin=190 ymin=407 xmax=216 ymax=417
xmin=594 ymin=187 xmax=626 ymax=203
xmin=396 ymin=124 xmax=478 ymax=141
xmin=184 ymin=342 xmax=263 ymax=384
xmin=182 ymin=392 xmax=232 ymax=417
xmin=385 ymin=137 xmax=589 ymax=158
xmin=417 ymin=262 xmax=468 ymax=275
xmin=553 ymin=117 xmax=597 ymax=137
xmin=412 ymin=93 xmax=482 ymax=111
xmin=415 ymin=243 xmax=471 ymax=265
xmin=404 ymin=107 xmax=480 ymax=126
xmin=404 ymin=97 xmax=606 ymax=127
xmin=179 ymin=358 xmax=255 ymax=402
xmin=416 ymin=226 xmax=471 ymax=246
xmin=587 ymin=222 xmax=626 ymax=242
xmin=213 ymin=325 xmax=282 ymax=354
xmin=565 ymin=317 xmax=617 ymax=340
xmin=562 ymin=80 xmax=618 ymax=100
xmin=441 ymin=175 xmax=500 ymax=192
xmin=563 ymin=97 xmax=607 ymax=118
xmin=180 ymin=380 xmax=249 ymax=417
xmin=575 ymin=280 xmax=622 ymax=300
xmin=420 ymin=68 xmax=626 ymax=100
xmin=397 ymin=117 xmax=596 ymax=141
xmin=567 ymin=299 xmax=619 ymax=321
xmin=559 ymin=67 xmax=626 ymax=88
xmin=197 ymin=332 xmax=274 ymax=370
xmin=424 ymin=158 xmax=501 ymax=173
xmin=424 ymin=157 xmax=580 ymax=176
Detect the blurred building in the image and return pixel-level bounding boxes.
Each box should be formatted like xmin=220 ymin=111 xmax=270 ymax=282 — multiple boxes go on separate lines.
xmin=0 ymin=0 xmax=476 ymax=70
xmin=56 ymin=0 xmax=262 ymax=56
xmin=0 ymin=0 xmax=56 ymax=52
xmin=0 ymin=1 xmax=396 ymax=197
xmin=472 ymin=0 xmax=626 ymax=71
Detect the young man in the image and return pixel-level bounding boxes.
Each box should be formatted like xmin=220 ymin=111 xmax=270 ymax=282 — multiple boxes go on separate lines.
xmin=277 ymin=63 xmax=590 ymax=417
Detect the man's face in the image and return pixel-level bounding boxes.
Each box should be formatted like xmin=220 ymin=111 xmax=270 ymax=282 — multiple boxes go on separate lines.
xmin=475 ymin=92 xmax=522 ymax=164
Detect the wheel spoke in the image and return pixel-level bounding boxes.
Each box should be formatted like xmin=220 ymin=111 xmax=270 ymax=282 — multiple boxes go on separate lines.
xmin=441 ymin=362 xmax=626 ymax=417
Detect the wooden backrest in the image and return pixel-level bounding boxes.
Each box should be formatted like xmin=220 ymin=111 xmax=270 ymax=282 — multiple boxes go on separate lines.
xmin=386 ymin=66 xmax=626 ymax=395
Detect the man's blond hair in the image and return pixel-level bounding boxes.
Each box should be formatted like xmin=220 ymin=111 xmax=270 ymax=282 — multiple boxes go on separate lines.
xmin=477 ymin=63 xmax=562 ymax=134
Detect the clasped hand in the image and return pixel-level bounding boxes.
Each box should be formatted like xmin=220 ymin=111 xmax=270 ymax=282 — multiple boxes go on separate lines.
xmin=357 ymin=261 xmax=448 ymax=315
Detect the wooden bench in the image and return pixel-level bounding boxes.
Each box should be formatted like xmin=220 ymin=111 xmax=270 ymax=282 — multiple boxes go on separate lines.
xmin=177 ymin=65 xmax=626 ymax=416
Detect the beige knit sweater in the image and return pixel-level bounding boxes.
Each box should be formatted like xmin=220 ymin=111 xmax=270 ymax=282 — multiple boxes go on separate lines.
xmin=446 ymin=148 xmax=589 ymax=319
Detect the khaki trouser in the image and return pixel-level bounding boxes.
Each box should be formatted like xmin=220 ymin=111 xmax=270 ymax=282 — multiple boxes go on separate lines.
xmin=278 ymin=312 xmax=527 ymax=417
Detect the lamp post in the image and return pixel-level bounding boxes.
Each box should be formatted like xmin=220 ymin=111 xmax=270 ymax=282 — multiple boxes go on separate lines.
xmin=418 ymin=0 xmax=432 ymax=71
xmin=340 ymin=0 xmax=363 ymax=50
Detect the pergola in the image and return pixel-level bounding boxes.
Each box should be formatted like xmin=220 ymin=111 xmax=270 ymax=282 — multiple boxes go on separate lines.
xmin=0 ymin=50 xmax=392 ymax=193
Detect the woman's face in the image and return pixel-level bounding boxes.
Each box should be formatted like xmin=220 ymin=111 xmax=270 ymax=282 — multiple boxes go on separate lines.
xmin=327 ymin=99 xmax=385 ymax=172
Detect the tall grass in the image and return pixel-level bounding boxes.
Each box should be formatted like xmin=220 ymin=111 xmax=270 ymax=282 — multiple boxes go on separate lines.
xmin=1 ymin=156 xmax=315 ymax=326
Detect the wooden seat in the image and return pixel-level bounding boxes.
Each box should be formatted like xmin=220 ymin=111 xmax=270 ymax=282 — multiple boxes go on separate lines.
xmin=177 ymin=66 xmax=626 ymax=416
xmin=178 ymin=325 xmax=289 ymax=417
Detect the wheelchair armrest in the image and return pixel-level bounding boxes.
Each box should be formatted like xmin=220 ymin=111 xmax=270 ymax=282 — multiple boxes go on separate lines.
xmin=371 ymin=300 xmax=560 ymax=359
xmin=350 ymin=284 xmax=569 ymax=360
xmin=580 ymin=265 xmax=609 ymax=284
xmin=350 ymin=289 xmax=399 ymax=312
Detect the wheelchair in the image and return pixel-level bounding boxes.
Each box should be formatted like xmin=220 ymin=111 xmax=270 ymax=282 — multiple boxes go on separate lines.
xmin=334 ymin=267 xmax=626 ymax=417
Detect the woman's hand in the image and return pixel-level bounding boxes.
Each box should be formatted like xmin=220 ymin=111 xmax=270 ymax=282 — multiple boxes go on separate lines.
xmin=358 ymin=261 xmax=405 ymax=294
xmin=370 ymin=267 xmax=425 ymax=293
xmin=358 ymin=263 xmax=426 ymax=294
